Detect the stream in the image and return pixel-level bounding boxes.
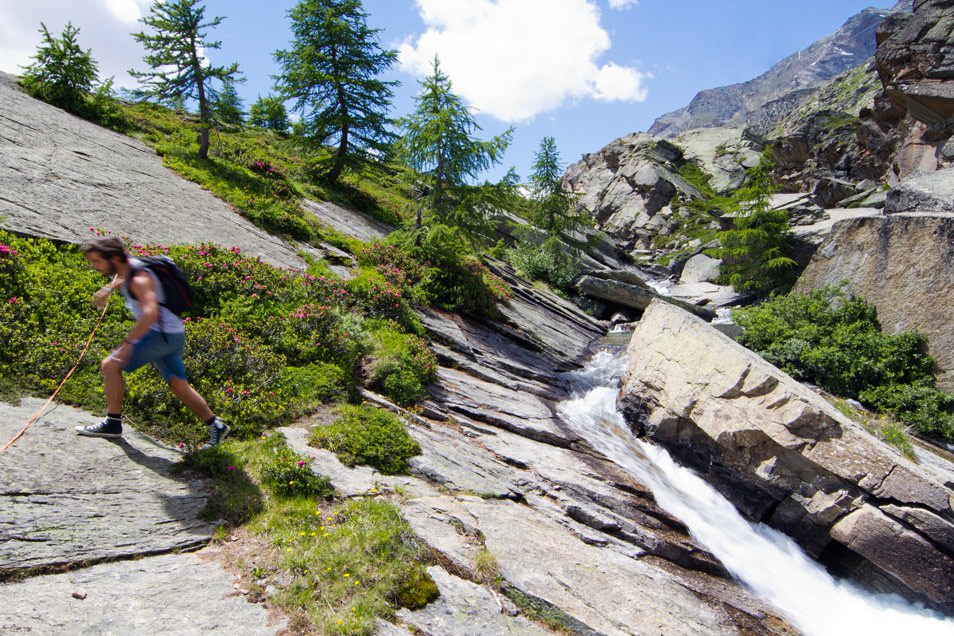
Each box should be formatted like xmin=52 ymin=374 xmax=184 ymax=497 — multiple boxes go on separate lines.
xmin=557 ymin=349 xmax=954 ymax=636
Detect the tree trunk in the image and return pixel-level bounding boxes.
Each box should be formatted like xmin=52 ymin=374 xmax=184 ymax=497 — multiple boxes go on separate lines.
xmin=327 ymin=125 xmax=348 ymax=184
xmin=198 ymin=126 xmax=210 ymax=160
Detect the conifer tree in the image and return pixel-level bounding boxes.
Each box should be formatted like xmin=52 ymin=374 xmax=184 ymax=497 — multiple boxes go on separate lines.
xmin=21 ymin=22 xmax=99 ymax=114
xmin=397 ymin=57 xmax=512 ymax=239
xmin=273 ymin=0 xmax=398 ymax=184
xmin=211 ymin=78 xmax=245 ymax=125
xmin=708 ymin=155 xmax=797 ymax=294
xmin=249 ymin=95 xmax=290 ymax=134
xmin=130 ymin=0 xmax=242 ymax=159
xmin=528 ymin=136 xmax=589 ymax=237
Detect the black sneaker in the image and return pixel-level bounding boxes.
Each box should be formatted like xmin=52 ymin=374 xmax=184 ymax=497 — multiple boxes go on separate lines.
xmin=76 ymin=418 xmax=122 ymax=438
xmin=200 ymin=418 xmax=230 ymax=450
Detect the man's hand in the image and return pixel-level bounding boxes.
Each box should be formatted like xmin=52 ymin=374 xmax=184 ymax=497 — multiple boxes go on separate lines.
xmin=92 ymin=276 xmax=121 ymax=309
xmin=92 ymin=285 xmax=112 ymax=308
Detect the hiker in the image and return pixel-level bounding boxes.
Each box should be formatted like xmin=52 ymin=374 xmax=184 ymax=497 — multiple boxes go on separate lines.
xmin=76 ymin=237 xmax=229 ymax=449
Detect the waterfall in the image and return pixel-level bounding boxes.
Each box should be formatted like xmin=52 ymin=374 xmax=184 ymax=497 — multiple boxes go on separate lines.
xmin=558 ymin=350 xmax=954 ymax=636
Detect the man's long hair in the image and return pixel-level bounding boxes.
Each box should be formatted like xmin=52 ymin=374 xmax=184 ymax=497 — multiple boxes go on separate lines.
xmin=81 ymin=237 xmax=128 ymax=262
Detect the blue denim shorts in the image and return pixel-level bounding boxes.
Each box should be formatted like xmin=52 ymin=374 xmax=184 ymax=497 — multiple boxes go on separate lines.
xmin=121 ymin=330 xmax=188 ymax=382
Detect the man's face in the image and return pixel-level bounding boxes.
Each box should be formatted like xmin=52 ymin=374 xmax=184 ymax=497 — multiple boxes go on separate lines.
xmin=85 ymin=251 xmax=117 ymax=277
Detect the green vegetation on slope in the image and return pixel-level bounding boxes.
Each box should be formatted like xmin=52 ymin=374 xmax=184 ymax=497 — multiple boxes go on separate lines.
xmin=0 ymin=230 xmax=442 ymax=446
xmin=733 ymin=285 xmax=954 ymax=444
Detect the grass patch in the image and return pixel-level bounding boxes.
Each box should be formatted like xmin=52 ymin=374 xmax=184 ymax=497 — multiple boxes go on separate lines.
xmin=500 ymin=583 xmax=601 ymax=636
xmin=175 ymin=431 xmax=439 ymax=634
xmin=174 ymin=440 xmax=267 ymax=525
xmin=108 ymin=99 xmax=416 ymax=244
xmin=876 ymin=420 xmax=917 ymax=462
xmin=250 ymin=497 xmax=438 ymax=635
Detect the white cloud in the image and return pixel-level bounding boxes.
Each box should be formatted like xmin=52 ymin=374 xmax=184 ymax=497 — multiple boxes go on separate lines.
xmin=399 ymin=0 xmax=649 ymax=122
xmin=106 ymin=0 xmax=147 ymax=23
xmin=593 ymin=62 xmax=649 ymax=101
xmin=607 ymin=0 xmax=638 ymax=10
xmin=0 ymin=0 xmax=153 ymax=89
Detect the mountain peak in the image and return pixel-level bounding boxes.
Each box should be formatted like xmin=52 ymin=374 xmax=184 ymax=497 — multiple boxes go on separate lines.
xmin=647 ymin=6 xmax=905 ymax=138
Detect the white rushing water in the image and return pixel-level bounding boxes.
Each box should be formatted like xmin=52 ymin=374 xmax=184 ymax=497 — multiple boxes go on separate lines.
xmin=558 ymin=350 xmax=954 ymax=636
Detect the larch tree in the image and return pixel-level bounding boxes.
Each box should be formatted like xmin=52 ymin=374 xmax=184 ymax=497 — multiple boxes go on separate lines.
xmin=211 ymin=77 xmax=245 ymax=126
xmin=273 ymin=0 xmax=398 ymax=184
xmin=707 ymin=154 xmax=798 ymax=294
xmin=21 ymin=22 xmax=99 ymax=114
xmin=396 ymin=57 xmax=512 ymax=239
xmin=528 ymin=136 xmax=588 ymax=237
xmin=249 ymin=95 xmax=290 ymax=134
xmin=129 ymin=0 xmax=242 ymax=159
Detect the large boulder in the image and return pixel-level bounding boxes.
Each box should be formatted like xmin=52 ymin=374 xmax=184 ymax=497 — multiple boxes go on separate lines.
xmin=0 ymin=72 xmax=307 ymax=268
xmin=674 ymin=127 xmax=763 ymax=193
xmin=575 ymin=273 xmax=717 ymax=320
xmin=794 ymin=213 xmax=954 ymax=390
xmin=618 ymin=299 xmax=954 ymax=610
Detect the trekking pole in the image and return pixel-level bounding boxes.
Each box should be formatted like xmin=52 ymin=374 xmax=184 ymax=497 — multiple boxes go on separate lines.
xmin=0 ymin=297 xmax=112 ymax=454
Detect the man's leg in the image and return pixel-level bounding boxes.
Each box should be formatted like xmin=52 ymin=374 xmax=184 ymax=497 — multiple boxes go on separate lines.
xmin=167 ymin=377 xmax=213 ymax=421
xmin=102 ymin=353 xmax=125 ymax=414
xmin=159 ymin=336 xmax=229 ymax=450
xmin=75 ymin=353 xmax=126 ymax=438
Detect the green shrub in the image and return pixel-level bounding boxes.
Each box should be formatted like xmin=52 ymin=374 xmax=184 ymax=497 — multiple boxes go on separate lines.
xmin=860 ymin=383 xmax=954 ymax=442
xmin=506 ymin=237 xmax=579 ymax=291
xmin=125 ymin=319 xmax=293 ymax=445
xmin=0 ymin=231 xmax=125 ymax=410
xmin=260 ymin=443 xmax=334 ymax=499
xmin=734 ymin=285 xmax=953 ymax=443
xmin=280 ymin=363 xmax=347 ymax=411
xmin=369 ymin=226 xmax=512 ymax=316
xmin=308 ymin=404 xmax=421 ymax=474
xmin=347 ymin=268 xmax=409 ymax=321
xmin=366 ymin=324 xmax=437 ymax=407
xmin=734 ymin=286 xmax=934 ymax=395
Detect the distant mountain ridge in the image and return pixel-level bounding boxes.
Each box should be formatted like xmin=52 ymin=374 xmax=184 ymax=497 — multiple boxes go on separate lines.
xmin=647 ymin=5 xmax=905 ymax=138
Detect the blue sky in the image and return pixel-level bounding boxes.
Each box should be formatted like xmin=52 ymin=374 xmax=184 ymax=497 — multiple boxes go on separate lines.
xmin=0 ymin=0 xmax=897 ymax=182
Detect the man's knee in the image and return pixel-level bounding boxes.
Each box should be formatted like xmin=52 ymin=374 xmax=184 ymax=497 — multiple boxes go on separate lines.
xmin=101 ymin=355 xmax=123 ymax=375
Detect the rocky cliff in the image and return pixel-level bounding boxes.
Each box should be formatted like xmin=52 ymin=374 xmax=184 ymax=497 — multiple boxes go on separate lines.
xmin=791 ymin=0 xmax=954 ymax=390
xmin=771 ymin=0 xmax=954 ymax=194
xmin=794 ymin=210 xmax=954 ymax=391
